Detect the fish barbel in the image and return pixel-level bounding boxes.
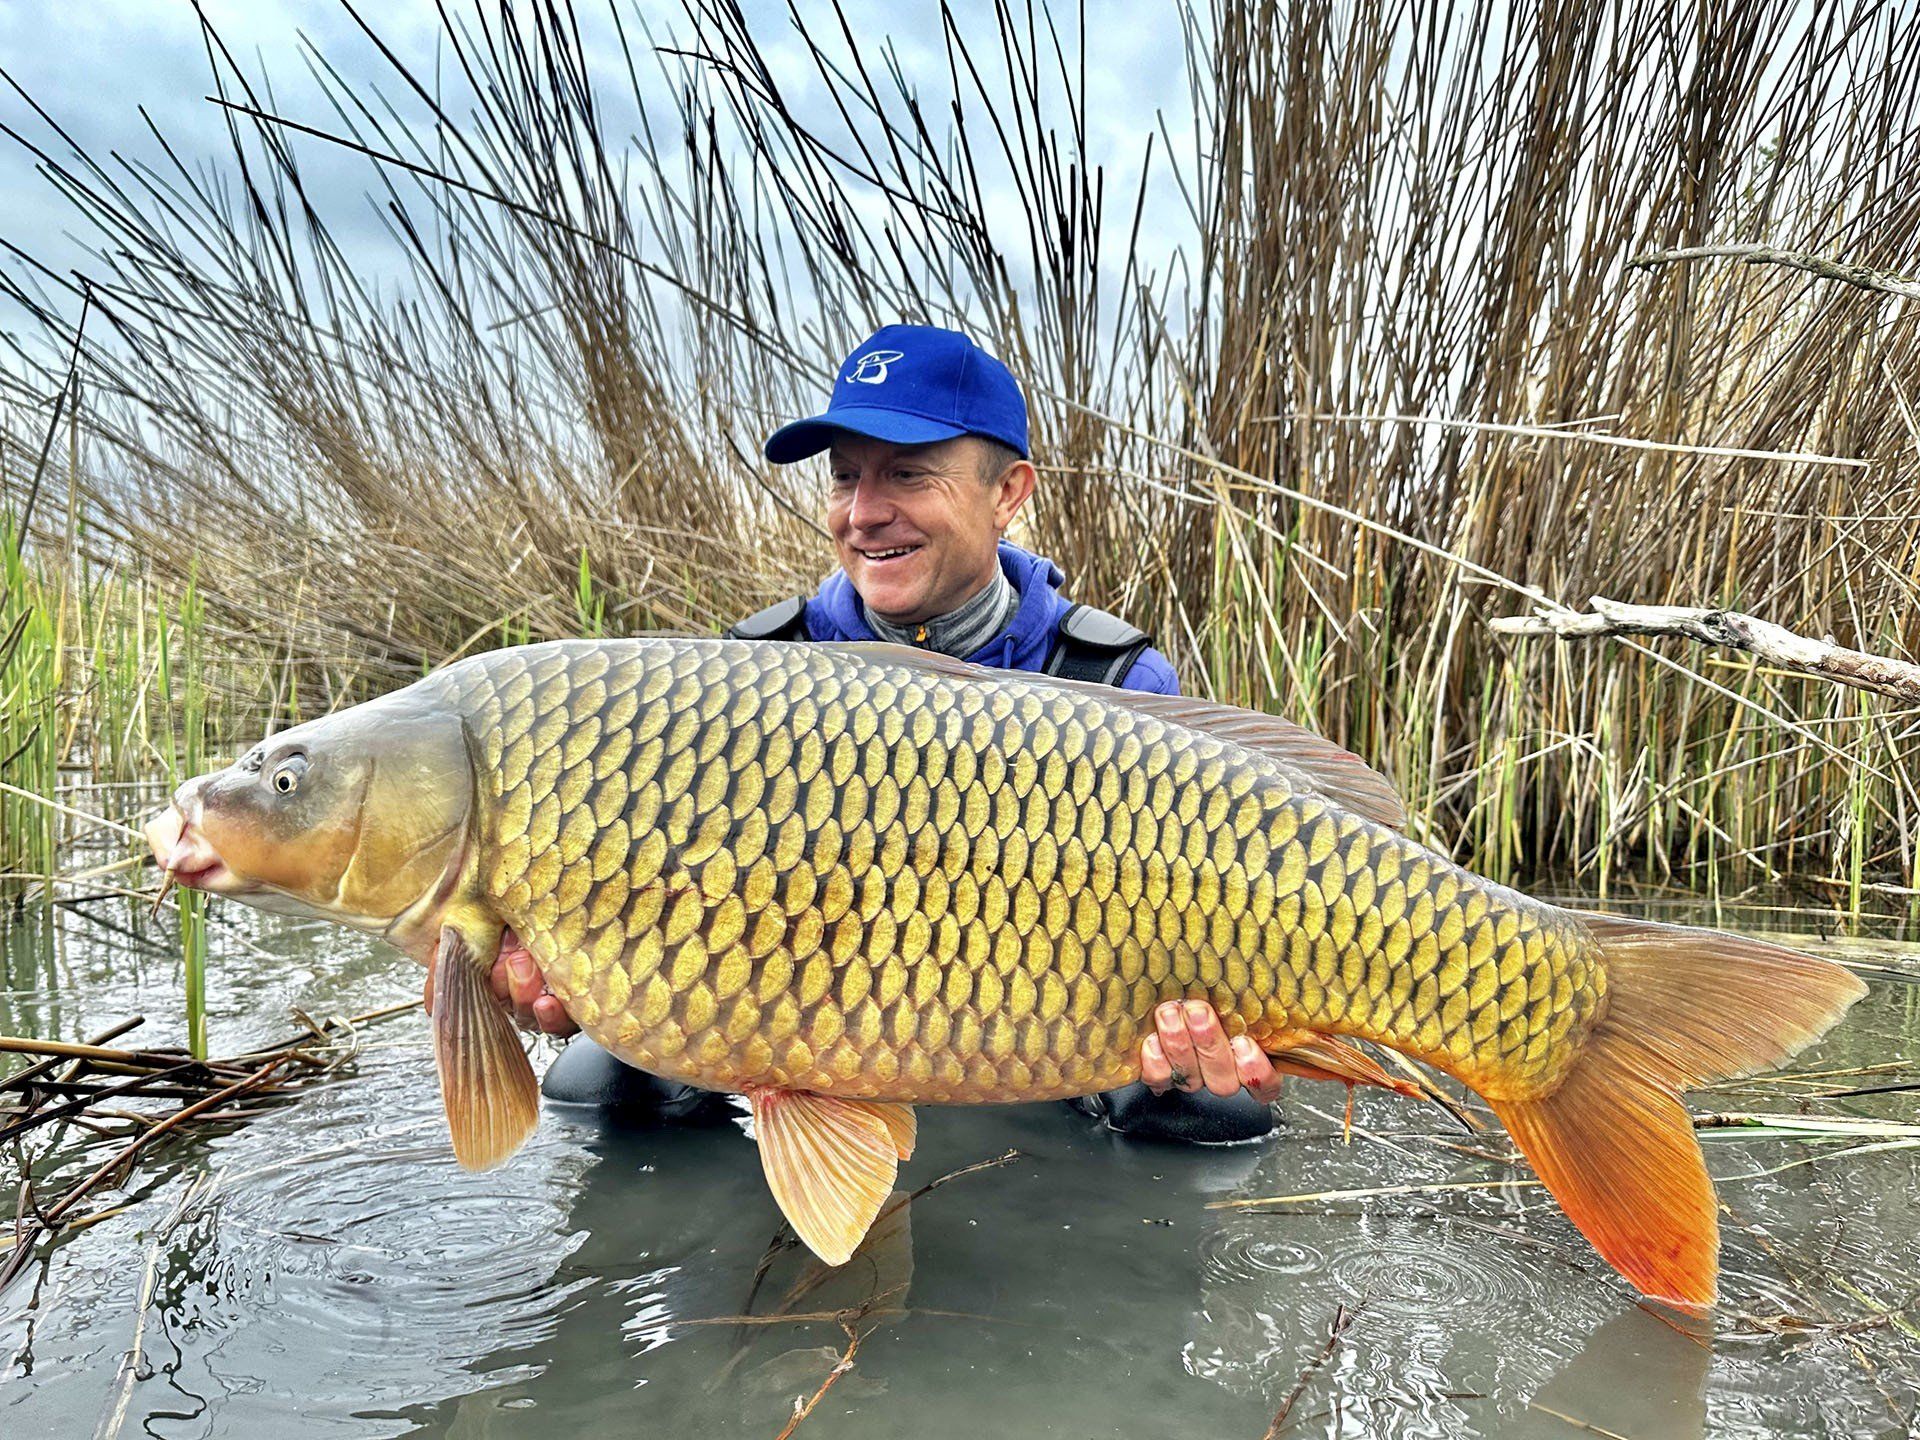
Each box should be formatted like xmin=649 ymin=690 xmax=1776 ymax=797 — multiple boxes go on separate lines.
xmin=143 ymin=638 xmax=1863 ymax=1308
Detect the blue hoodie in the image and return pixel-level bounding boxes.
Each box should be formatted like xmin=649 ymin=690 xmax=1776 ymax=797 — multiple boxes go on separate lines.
xmin=800 ymin=541 xmax=1178 ymax=694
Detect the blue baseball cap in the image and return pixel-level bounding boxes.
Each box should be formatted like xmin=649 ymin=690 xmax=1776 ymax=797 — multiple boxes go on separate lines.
xmin=764 ymin=324 xmax=1030 ymax=463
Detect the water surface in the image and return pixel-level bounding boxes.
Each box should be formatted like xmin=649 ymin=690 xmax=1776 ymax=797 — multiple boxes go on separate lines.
xmin=3 ymin=870 xmax=1916 ymax=1438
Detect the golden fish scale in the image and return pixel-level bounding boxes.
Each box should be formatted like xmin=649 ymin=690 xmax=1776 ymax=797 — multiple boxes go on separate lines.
xmin=433 ymin=640 xmax=1605 ymax=1104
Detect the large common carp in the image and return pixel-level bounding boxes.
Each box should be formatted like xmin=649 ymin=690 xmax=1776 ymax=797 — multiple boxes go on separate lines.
xmin=144 ymin=639 xmax=1862 ymax=1308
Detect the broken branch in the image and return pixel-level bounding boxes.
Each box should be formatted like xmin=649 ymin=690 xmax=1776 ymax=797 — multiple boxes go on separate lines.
xmin=1262 ymin=1302 xmax=1361 ymax=1438
xmin=771 ymin=1321 xmax=863 ymax=1440
xmin=1627 ymin=244 xmax=1920 ymax=301
xmin=1491 ymin=597 xmax=1920 ymax=706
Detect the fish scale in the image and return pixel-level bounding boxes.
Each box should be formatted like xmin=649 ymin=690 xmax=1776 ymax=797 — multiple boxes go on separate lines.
xmin=436 ymin=638 xmax=1602 ymax=1105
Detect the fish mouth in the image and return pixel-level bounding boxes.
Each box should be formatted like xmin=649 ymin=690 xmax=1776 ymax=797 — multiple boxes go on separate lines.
xmin=143 ymin=804 xmax=251 ymax=896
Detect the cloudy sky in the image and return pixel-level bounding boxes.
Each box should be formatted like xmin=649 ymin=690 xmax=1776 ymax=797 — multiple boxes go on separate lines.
xmin=0 ymin=0 xmax=1197 ymax=370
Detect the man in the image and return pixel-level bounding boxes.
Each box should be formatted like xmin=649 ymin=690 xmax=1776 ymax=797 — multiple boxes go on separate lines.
xmin=500 ymin=323 xmax=1282 ymax=1142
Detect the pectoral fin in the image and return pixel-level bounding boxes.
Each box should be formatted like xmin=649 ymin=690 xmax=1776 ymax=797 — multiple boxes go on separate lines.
xmin=748 ymin=1089 xmax=915 ymax=1265
xmin=431 ymin=923 xmax=539 ymax=1170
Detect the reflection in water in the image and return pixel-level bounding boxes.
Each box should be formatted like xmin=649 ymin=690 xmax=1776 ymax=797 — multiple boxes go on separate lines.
xmin=3 ymin=892 xmax=1919 ymax=1437
xmin=1532 ymin=1307 xmax=1710 ymax=1440
xmin=391 ymin=1116 xmax=940 ymax=1434
xmin=704 ymin=1185 xmax=916 ymax=1414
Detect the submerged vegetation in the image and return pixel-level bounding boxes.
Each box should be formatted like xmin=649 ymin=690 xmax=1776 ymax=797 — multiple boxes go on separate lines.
xmin=0 ymin=998 xmax=418 ymax=1296
xmin=1 ymin=0 xmax=1918 ymax=915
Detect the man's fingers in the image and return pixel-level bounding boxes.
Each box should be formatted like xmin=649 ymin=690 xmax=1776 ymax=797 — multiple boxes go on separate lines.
xmin=532 ymin=994 xmax=577 ymax=1037
xmin=1232 ymin=1035 xmax=1284 ymax=1104
xmin=487 ymin=957 xmax=513 ymax=1003
xmin=1184 ymin=1001 xmax=1243 ymax=1097
xmin=1141 ymin=1033 xmax=1172 ymax=1093
xmin=1154 ymin=1001 xmax=1202 ymax=1091
xmin=505 ymin=951 xmax=545 ymax=1008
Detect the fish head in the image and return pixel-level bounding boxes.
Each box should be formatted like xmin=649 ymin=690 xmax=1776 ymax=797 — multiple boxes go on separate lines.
xmin=143 ymin=692 xmax=475 ymax=949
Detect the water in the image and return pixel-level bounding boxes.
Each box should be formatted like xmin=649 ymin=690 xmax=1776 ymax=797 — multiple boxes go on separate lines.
xmin=3 ymin=872 xmax=1917 ymax=1438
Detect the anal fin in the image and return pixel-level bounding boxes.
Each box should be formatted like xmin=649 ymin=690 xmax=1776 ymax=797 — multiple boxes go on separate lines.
xmin=749 ymin=1088 xmax=907 ymax=1266
xmin=1266 ymin=1030 xmax=1425 ymax=1099
xmin=431 ymin=924 xmax=539 ymax=1171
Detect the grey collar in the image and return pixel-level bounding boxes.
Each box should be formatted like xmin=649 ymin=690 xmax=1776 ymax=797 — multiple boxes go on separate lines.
xmin=862 ymin=567 xmax=1017 ymax=658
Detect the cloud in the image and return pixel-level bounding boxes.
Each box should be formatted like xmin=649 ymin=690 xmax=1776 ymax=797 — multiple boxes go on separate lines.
xmin=0 ymin=0 xmax=1199 ymax=377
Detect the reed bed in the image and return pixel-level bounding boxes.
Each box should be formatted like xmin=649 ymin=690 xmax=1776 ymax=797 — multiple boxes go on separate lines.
xmin=0 ymin=0 xmax=1917 ymax=908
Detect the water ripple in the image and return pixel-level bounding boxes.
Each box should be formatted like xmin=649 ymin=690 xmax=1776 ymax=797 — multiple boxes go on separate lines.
xmin=97 ymin=1057 xmax=606 ymax=1432
xmin=1320 ymin=1231 xmax=1501 ymax=1316
xmin=1195 ymin=1229 xmax=1326 ymax=1286
xmin=210 ymin=1134 xmax=588 ymax=1363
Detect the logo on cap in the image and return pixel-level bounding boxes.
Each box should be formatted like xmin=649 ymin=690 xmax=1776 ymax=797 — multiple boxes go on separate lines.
xmin=845 ymin=349 xmax=904 ymax=385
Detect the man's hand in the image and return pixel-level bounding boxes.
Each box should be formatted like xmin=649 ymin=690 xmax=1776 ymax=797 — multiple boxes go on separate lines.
xmin=1140 ymin=999 xmax=1282 ymax=1103
xmin=421 ymin=929 xmax=578 ymax=1037
xmin=491 ymin=932 xmax=577 ymax=1035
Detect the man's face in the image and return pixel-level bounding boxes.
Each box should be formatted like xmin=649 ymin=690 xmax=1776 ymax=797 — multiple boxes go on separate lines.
xmin=825 ymin=434 xmax=1032 ymax=624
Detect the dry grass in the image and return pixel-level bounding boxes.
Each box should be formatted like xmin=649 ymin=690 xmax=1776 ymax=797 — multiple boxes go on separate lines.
xmin=2 ymin=0 xmax=1918 ymax=899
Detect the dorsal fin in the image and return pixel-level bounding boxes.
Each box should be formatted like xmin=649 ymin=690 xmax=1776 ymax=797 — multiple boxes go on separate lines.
xmin=816 ymin=641 xmax=1407 ymax=830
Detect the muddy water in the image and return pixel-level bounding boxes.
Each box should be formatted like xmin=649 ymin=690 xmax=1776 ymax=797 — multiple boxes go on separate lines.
xmin=2 ymin=873 xmax=1916 ymax=1437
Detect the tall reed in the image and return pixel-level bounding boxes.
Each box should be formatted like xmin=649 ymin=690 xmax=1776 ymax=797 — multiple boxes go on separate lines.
xmin=0 ymin=514 xmax=59 ymax=891
xmin=152 ymin=574 xmax=209 ymax=1055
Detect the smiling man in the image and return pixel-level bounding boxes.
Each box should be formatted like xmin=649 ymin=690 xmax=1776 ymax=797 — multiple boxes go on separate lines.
xmin=515 ymin=323 xmax=1282 ymax=1143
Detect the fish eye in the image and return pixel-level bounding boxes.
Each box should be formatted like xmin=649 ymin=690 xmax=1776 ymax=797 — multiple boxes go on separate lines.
xmin=269 ymin=753 xmax=308 ymax=795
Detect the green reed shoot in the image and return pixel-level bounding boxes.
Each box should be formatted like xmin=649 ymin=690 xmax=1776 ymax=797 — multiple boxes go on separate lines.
xmin=0 ymin=514 xmax=60 ymax=893
xmin=156 ymin=570 xmax=209 ymax=1058
xmin=1847 ymin=690 xmax=1870 ymax=918
xmin=575 ymin=546 xmax=606 ymax=639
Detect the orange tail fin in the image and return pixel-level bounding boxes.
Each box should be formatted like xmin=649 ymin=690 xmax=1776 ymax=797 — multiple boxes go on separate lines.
xmin=1488 ymin=913 xmax=1865 ymax=1311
